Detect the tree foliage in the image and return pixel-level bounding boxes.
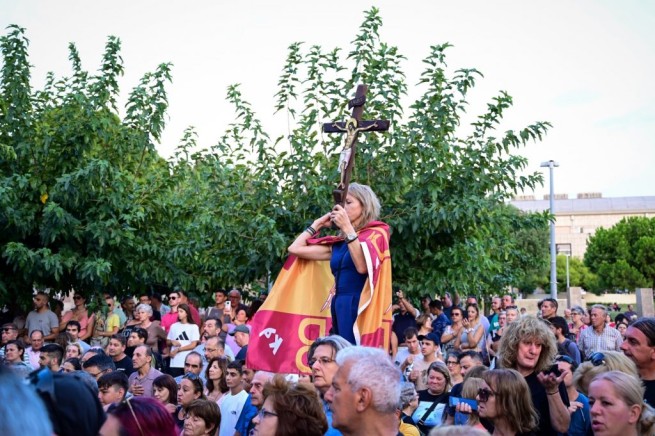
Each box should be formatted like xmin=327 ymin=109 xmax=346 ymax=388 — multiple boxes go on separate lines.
xmin=584 ymin=216 xmax=655 ymax=291
xmin=1 ymin=8 xmax=552 ymax=308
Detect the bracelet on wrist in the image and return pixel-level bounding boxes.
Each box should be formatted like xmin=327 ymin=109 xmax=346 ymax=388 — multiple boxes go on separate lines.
xmin=305 ymin=226 xmax=317 ymax=236
xmin=547 ymin=390 xmax=559 ymax=396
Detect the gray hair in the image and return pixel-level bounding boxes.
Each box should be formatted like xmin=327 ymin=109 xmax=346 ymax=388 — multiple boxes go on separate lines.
xmin=335 ymin=346 xmax=401 ymax=414
xmin=135 ymin=303 xmax=153 ymax=316
xmin=308 ymin=335 xmax=352 ymax=362
xmin=590 ymin=304 xmax=608 ymax=316
xmin=399 ymin=381 xmax=417 ymax=409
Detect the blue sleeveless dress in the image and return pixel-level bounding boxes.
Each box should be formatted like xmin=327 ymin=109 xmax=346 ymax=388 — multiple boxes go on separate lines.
xmin=330 ymin=241 xmax=367 ymax=344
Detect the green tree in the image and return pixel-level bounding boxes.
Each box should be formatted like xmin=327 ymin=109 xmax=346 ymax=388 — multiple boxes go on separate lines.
xmin=584 ymin=216 xmax=655 ymax=291
xmin=555 ymin=254 xmax=599 ymax=293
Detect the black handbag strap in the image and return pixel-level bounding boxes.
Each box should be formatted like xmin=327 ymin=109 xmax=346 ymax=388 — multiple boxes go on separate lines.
xmin=417 ymin=398 xmax=441 ymax=426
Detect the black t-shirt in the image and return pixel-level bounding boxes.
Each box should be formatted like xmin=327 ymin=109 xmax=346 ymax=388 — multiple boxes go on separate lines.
xmin=113 ymin=354 xmax=135 ymax=376
xmin=525 ymin=371 xmax=569 ymax=436
xmin=644 ymin=379 xmax=655 ymax=407
xmin=415 ymin=390 xmax=449 ymax=434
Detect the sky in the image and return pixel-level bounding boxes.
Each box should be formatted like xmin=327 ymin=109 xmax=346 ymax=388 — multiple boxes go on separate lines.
xmin=1 ymin=0 xmax=654 ymax=199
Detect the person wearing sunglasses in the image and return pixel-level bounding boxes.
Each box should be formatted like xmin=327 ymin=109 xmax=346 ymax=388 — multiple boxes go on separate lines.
xmin=497 ymin=315 xmax=571 ymax=435
xmin=59 ymin=294 xmax=95 ymax=342
xmin=573 ymin=350 xmax=639 ymax=396
xmin=175 ymin=373 xmax=206 ymax=429
xmin=252 ymin=374 xmax=327 ymax=436
xmin=471 ymin=368 xmax=538 ymax=435
xmin=441 ymin=307 xmax=465 ymax=354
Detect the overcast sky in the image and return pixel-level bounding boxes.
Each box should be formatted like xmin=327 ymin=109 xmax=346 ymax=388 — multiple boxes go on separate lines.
xmin=2 ymin=0 xmax=653 ymax=199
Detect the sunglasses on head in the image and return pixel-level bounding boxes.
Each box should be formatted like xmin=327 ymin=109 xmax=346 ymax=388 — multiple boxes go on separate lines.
xmin=183 ymin=372 xmax=200 ymax=381
xmin=589 ymin=352 xmax=606 ymax=366
xmin=477 ymin=387 xmax=495 ymax=402
xmin=555 ymin=354 xmax=574 ymax=365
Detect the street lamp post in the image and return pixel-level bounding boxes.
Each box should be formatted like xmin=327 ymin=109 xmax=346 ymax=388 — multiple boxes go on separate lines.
xmin=566 ymin=253 xmax=570 ymax=294
xmin=541 ymin=160 xmax=560 ymax=300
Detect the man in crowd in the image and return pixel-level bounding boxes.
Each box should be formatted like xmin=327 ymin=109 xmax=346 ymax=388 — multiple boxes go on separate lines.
xmin=549 ymin=316 xmax=581 ymax=365
xmin=624 ymin=304 xmax=638 ymax=321
xmin=38 ymin=343 xmax=64 ymax=372
xmin=428 ymin=300 xmax=450 ymax=342
xmin=150 ymin=292 xmax=170 ymax=317
xmin=395 ymin=327 xmax=421 ymax=369
xmin=121 ymin=295 xmax=136 ymax=325
xmin=487 ymin=296 xmax=502 ymax=334
xmin=498 ymin=316 xmax=570 ymax=435
xmin=325 ymin=346 xmax=402 ymax=436
xmin=458 ymin=350 xmax=484 ymax=377
xmin=107 ymin=334 xmax=135 ymax=375
xmin=219 ymin=360 xmax=251 ymax=436
xmin=128 ymin=344 xmax=163 ymax=397
xmin=621 ymin=316 xmax=655 ymax=405
xmin=161 ymin=291 xmax=182 ymax=333
xmin=206 ymin=289 xmax=229 ymax=320
xmin=204 ymin=336 xmax=233 ymax=363
xmin=409 ymin=332 xmax=441 ymax=391
xmin=196 ymin=316 xmax=235 ymax=361
xmin=309 ymin=335 xmax=353 ymax=435
xmin=501 ymin=294 xmax=515 ymax=310
xmin=577 ymin=304 xmax=623 ymax=359
xmin=539 ymin=298 xmax=558 ymax=321
xmin=25 ymin=291 xmax=60 ymax=341
xmin=175 ymin=351 xmax=205 ymax=384
xmin=83 ymin=354 xmax=116 ymax=382
xmin=235 ymin=370 xmax=274 ymax=436
xmin=66 ymin=320 xmax=90 ymax=353
xmin=26 ymin=329 xmax=44 ymax=369
xmin=231 ymin=324 xmax=250 ymax=361
xmin=440 ymin=292 xmax=457 ymax=320
xmin=97 ymin=371 xmax=129 ymax=411
xmin=392 ymin=290 xmax=419 ymax=349
xmin=138 ymin=292 xmax=161 ymax=321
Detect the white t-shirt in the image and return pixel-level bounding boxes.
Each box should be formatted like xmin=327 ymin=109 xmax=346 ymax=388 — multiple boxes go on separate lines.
xmin=219 ymin=389 xmax=249 ymax=436
xmin=167 ymin=322 xmax=200 ymax=368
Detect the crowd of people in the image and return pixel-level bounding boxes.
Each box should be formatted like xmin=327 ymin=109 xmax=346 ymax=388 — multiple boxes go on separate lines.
xmin=2 ymin=287 xmax=655 ymax=436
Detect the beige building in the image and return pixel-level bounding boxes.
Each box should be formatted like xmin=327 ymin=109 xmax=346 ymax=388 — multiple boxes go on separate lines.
xmin=510 ymin=194 xmax=655 ymax=259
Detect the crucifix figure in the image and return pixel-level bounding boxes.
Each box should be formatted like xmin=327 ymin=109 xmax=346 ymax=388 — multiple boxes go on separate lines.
xmin=323 ymin=84 xmax=390 ymax=205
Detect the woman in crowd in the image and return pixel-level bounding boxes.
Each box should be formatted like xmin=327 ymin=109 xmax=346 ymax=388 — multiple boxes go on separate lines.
xmin=441 ymin=307 xmax=465 ymax=354
xmin=65 ymin=342 xmax=82 ymax=359
xmin=416 ymin=313 xmax=433 ymax=337
xmin=251 ymin=374 xmax=327 ymax=436
xmin=445 ymin=351 xmax=463 ymax=385
xmin=573 ymin=351 xmax=639 ymax=396
xmin=53 ymin=331 xmax=73 ymax=350
xmin=617 ymin=321 xmax=629 ymax=339
xmin=3 ymin=340 xmax=32 ymax=378
xmin=60 ymin=293 xmax=95 ymax=341
xmin=412 ymin=361 xmax=451 ymax=435
xmin=399 ymin=382 xmax=420 ymax=436
xmin=471 ymin=368 xmax=538 ymax=436
xmin=153 ymin=374 xmax=178 ymax=414
xmin=588 ymin=371 xmax=655 ymax=436
xmin=134 ymin=303 xmax=166 ymax=353
xmin=204 ymin=356 xmax=229 ymax=404
xmin=62 ymin=357 xmax=82 ymax=373
xmin=167 ymin=303 xmax=200 ymax=377
xmin=100 ymin=396 xmax=178 ymax=436
xmin=175 ymin=374 xmax=206 ymax=428
xmin=454 ymin=304 xmax=485 ymax=353
xmin=182 ymin=399 xmax=221 ymax=436
xmin=459 ymin=377 xmax=487 ymax=431
xmin=288 ymin=183 xmax=390 ymax=344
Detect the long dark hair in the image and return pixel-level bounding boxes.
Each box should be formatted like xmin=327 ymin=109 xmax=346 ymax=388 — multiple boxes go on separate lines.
xmin=205 ymin=357 xmax=229 ymax=394
xmin=177 ymin=304 xmax=195 ymax=325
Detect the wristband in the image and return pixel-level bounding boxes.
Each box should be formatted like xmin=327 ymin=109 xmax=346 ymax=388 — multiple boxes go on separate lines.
xmin=305 ymin=226 xmax=317 ymax=236
xmin=547 ymin=391 xmax=559 ymax=396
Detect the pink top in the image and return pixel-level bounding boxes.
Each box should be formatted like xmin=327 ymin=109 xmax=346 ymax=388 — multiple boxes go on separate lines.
xmin=61 ymin=310 xmax=95 ymax=340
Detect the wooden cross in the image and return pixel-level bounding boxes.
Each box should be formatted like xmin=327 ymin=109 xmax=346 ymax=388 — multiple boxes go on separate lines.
xmin=322 ymin=84 xmax=390 ymax=206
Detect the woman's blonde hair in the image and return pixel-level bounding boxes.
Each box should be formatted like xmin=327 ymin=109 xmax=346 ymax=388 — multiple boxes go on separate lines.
xmin=574 ymin=351 xmax=639 ymax=395
xmin=497 ymin=316 xmax=556 ymax=373
xmin=590 ymin=371 xmax=655 ymax=436
xmin=346 ymin=183 xmax=380 ymax=231
xmin=482 ymin=369 xmax=538 ymax=433
xmin=461 ymin=377 xmax=485 ymax=426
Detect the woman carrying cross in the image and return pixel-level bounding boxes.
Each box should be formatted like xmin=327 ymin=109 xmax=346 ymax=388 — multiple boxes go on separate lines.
xmin=288 ymin=183 xmax=392 ymax=346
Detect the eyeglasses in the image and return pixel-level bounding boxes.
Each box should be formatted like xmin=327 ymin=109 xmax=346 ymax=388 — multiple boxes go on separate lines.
xmin=589 ymin=352 xmax=606 ymax=366
xmin=477 ymin=387 xmax=496 ymax=402
xmin=308 ymin=356 xmax=336 ymax=367
xmin=124 ymin=397 xmax=145 ymax=436
xmin=257 ymin=408 xmax=278 ymax=420
xmin=446 ymin=360 xmax=459 ymax=366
